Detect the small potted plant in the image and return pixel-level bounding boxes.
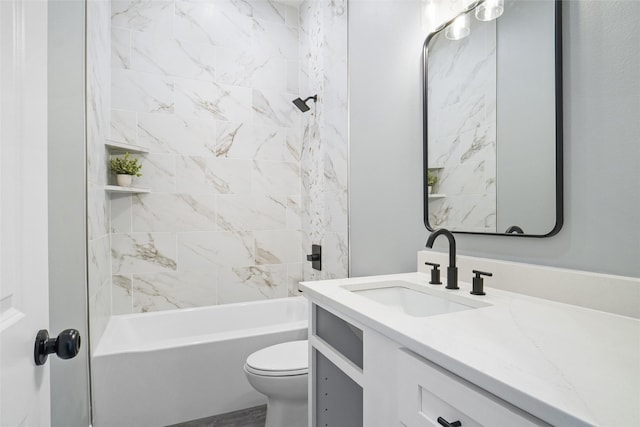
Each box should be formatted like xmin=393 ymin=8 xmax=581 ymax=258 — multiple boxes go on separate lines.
xmin=109 ymin=152 xmax=142 ymax=187
xmin=427 ymin=170 xmax=438 ymax=194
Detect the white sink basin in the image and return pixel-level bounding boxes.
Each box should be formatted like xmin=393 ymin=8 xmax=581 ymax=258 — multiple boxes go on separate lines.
xmin=343 ymin=280 xmax=488 ymax=317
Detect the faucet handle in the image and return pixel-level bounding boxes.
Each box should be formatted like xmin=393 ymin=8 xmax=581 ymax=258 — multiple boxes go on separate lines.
xmin=424 ymin=262 xmax=442 ymax=285
xmin=471 ymin=270 xmax=492 ymax=295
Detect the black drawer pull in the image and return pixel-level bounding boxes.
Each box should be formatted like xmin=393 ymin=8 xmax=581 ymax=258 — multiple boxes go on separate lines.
xmin=437 ymin=417 xmax=462 ymax=427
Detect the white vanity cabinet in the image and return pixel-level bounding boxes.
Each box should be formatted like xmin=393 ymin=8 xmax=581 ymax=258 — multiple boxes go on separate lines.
xmin=309 ymin=300 xmax=548 ymax=427
xmin=302 ymin=268 xmax=640 ymax=427
xmin=397 ymin=349 xmax=548 ymax=427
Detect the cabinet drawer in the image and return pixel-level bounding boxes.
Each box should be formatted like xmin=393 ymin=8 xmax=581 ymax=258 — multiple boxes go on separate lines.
xmin=397 ymin=349 xmax=549 ymax=427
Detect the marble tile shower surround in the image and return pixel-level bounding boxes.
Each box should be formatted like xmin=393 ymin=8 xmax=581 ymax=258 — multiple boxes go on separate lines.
xmin=427 ymin=19 xmax=497 ymax=233
xmin=87 ymin=0 xmax=113 ymax=350
xmin=299 ymin=0 xmax=348 ymax=282
xmin=83 ymin=0 xmax=351 ymax=316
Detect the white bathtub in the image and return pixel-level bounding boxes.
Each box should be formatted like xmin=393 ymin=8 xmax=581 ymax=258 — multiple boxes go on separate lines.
xmin=92 ymin=297 xmax=308 ymax=427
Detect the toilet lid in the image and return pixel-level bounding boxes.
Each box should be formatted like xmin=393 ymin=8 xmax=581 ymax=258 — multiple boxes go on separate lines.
xmin=246 ymin=340 xmax=308 ymax=376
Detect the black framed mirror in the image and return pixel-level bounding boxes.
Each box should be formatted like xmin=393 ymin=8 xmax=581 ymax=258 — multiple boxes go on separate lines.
xmin=423 ymin=0 xmax=563 ymax=237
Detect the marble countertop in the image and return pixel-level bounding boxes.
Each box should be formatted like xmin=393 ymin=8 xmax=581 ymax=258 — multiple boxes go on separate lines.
xmin=300 ymin=272 xmax=640 ymax=427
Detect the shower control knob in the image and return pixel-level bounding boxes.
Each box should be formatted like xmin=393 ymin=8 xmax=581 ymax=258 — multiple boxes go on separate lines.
xmin=34 ymin=328 xmax=81 ymax=366
xmin=306 ymin=244 xmax=322 ymax=271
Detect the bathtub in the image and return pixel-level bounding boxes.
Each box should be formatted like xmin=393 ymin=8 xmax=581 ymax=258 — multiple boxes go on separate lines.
xmin=91 ymin=296 xmax=308 ymax=427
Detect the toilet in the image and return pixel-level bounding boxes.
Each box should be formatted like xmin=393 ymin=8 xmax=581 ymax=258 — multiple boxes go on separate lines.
xmin=244 ymin=340 xmax=309 ymax=427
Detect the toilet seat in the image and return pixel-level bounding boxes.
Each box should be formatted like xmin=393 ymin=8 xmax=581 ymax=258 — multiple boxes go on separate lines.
xmin=245 ymin=340 xmax=308 ymax=377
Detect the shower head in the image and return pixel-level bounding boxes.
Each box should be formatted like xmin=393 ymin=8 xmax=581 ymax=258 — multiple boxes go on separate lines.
xmin=292 ymin=95 xmax=317 ymax=112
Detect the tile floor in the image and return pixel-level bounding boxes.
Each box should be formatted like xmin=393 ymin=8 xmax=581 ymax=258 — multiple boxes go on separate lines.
xmin=167 ymin=405 xmax=267 ymax=427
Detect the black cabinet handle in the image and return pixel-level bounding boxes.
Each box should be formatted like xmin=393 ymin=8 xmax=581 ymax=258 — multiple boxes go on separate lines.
xmin=34 ymin=329 xmax=81 ymax=366
xmin=437 ymin=416 xmax=462 ymax=427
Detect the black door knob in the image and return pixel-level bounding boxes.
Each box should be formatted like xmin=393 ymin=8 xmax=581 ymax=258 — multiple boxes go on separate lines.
xmin=34 ymin=329 xmax=81 ymax=366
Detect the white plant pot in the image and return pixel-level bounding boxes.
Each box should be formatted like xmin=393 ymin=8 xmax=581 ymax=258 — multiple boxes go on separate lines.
xmin=116 ymin=174 xmax=133 ymax=187
xmin=428 ymin=186 xmax=433 ymax=194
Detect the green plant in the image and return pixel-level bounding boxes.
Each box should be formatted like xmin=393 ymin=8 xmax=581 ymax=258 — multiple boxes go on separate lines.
xmin=110 ymin=152 xmax=142 ymax=176
xmin=427 ymin=170 xmax=438 ymax=187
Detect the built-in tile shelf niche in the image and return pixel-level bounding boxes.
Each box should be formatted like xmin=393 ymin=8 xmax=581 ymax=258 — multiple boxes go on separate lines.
xmin=428 ymin=166 xmax=445 ymax=199
xmin=105 ymin=139 xmax=149 ymax=154
xmin=105 ymin=185 xmax=150 ymax=194
xmin=105 ymin=139 xmax=149 ymax=193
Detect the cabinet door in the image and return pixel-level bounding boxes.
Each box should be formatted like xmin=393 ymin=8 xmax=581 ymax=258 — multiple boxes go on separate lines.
xmin=397 ymin=349 xmax=549 ymax=427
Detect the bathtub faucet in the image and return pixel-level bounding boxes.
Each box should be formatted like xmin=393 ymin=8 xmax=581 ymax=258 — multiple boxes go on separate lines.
xmin=425 ymin=228 xmax=458 ymax=290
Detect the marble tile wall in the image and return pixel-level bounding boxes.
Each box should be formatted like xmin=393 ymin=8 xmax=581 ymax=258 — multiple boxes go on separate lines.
xmin=427 ymin=18 xmax=497 ymax=233
xmin=299 ymin=0 xmax=348 ymax=281
xmin=103 ymin=0 xmax=348 ymax=314
xmin=87 ymin=0 xmax=112 ymax=349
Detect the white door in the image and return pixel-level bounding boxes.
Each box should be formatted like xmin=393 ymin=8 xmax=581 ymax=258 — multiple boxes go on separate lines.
xmin=0 ymin=0 xmax=51 ymax=426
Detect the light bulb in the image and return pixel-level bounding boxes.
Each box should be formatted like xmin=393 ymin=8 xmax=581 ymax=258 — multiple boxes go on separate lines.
xmin=445 ymin=14 xmax=471 ymax=41
xmin=422 ymin=0 xmax=439 ymax=33
xmin=475 ymin=0 xmax=504 ymax=21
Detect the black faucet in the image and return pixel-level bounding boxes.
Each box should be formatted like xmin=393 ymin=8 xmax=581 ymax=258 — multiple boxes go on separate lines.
xmin=425 ymin=228 xmax=458 ymax=290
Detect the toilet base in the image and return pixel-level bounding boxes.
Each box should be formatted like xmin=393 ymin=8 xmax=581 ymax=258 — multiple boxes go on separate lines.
xmin=265 ymin=397 xmax=307 ymax=427
xmin=244 ymin=340 xmax=309 ymax=427
xmin=244 ymin=368 xmax=308 ymax=427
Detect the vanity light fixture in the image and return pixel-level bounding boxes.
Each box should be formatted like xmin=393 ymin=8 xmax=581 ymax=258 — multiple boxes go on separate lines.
xmin=445 ymin=13 xmax=471 ymax=41
xmin=443 ymin=0 xmax=506 ymax=42
xmin=422 ymin=0 xmax=440 ymax=33
xmin=475 ymin=0 xmax=504 ymax=21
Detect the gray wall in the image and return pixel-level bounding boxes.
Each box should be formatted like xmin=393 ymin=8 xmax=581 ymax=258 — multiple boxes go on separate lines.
xmin=349 ymin=0 xmax=427 ymax=276
xmin=349 ymin=0 xmax=640 ymax=278
xmin=48 ymin=1 xmax=91 ymax=426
